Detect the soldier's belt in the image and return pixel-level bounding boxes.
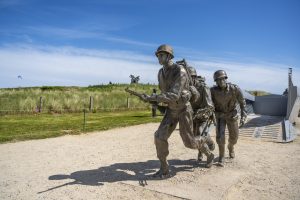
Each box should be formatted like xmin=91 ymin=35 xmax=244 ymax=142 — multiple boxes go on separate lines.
xmin=215 ymin=110 xmax=238 ymax=119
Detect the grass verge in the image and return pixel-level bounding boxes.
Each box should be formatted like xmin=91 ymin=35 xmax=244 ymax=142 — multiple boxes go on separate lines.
xmin=0 ymin=110 xmax=162 ymax=143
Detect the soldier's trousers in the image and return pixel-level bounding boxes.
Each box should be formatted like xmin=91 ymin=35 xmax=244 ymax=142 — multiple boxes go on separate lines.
xmin=193 ymin=120 xmax=211 ymax=137
xmin=154 ymin=105 xmax=208 ymax=162
xmin=215 ymin=117 xmax=239 ymax=146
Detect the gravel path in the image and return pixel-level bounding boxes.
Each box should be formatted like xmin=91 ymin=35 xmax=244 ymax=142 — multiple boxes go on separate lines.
xmin=1 ymin=120 xmax=300 ymax=200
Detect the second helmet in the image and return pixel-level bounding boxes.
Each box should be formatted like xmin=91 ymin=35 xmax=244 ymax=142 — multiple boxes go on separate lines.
xmin=213 ymin=70 xmax=228 ymax=81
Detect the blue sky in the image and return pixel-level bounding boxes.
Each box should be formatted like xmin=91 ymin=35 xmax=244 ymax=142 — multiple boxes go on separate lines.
xmin=0 ymin=0 xmax=299 ymax=93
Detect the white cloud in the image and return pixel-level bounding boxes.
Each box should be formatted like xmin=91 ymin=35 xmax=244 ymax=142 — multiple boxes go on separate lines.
xmin=24 ymin=26 xmax=157 ymax=47
xmin=189 ymin=59 xmax=299 ymax=94
xmin=0 ymin=43 xmax=299 ymax=94
xmin=1 ymin=24 xmax=157 ymax=48
xmin=26 ymin=26 xmax=100 ymax=39
xmin=0 ymin=44 xmax=158 ymax=87
xmin=0 ymin=0 xmax=23 ymax=8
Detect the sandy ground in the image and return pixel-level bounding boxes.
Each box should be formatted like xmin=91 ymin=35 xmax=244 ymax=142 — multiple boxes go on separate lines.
xmin=1 ymin=118 xmax=300 ymax=200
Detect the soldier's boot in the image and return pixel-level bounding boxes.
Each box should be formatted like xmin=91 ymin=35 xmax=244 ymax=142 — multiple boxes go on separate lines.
xmin=206 ymin=135 xmax=215 ymax=151
xmin=228 ymin=144 xmax=235 ymax=159
xmin=199 ymin=143 xmax=214 ymax=168
xmin=197 ymin=151 xmax=203 ymax=161
xmin=218 ymin=144 xmax=225 ymax=167
xmin=152 ymin=159 xmax=169 ymax=178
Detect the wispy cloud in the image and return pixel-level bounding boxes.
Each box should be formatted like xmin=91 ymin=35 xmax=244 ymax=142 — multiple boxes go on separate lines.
xmin=1 ymin=43 xmax=299 ymax=94
xmin=26 ymin=26 xmax=101 ymax=39
xmin=103 ymin=36 xmax=157 ymax=47
xmin=2 ymin=25 xmax=157 ymax=48
xmin=188 ymin=59 xmax=298 ymax=94
xmin=173 ymin=47 xmax=298 ymax=94
xmin=0 ymin=0 xmax=24 ymax=8
xmin=0 ymin=44 xmax=158 ymax=87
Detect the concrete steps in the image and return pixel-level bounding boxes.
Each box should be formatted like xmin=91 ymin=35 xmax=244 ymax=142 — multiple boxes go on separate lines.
xmin=225 ymin=114 xmax=284 ymax=142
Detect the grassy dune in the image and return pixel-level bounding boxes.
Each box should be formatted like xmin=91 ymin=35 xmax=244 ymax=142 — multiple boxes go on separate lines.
xmin=0 ymin=84 xmax=162 ymax=143
xmin=247 ymin=90 xmax=271 ymax=96
xmin=0 ymin=84 xmax=158 ymax=114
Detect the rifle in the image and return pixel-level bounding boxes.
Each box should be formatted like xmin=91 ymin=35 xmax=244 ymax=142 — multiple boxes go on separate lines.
xmin=193 ymin=107 xmax=216 ymax=136
xmin=193 ymin=107 xmax=211 ymax=120
xmin=125 ymin=87 xmax=148 ymax=102
xmin=201 ymin=113 xmax=217 ymax=136
xmin=125 ymin=87 xmax=167 ymax=114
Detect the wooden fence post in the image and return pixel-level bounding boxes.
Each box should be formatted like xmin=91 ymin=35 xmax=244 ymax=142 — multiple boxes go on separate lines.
xmin=89 ymin=96 xmax=93 ymax=111
xmin=83 ymin=109 xmax=86 ymax=132
xmin=38 ymin=97 xmax=43 ymax=113
xmin=127 ymin=97 xmax=130 ymax=109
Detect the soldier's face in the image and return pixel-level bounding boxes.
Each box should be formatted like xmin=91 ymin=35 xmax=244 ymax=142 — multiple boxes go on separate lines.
xmin=191 ymin=75 xmax=197 ymax=85
xmin=157 ymin=52 xmax=170 ymax=66
xmin=216 ymin=77 xmax=227 ymax=89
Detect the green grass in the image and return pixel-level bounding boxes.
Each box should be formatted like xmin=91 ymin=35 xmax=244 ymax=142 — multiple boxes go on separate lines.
xmin=0 ymin=84 xmax=159 ymax=114
xmin=0 ymin=110 xmax=162 ymax=143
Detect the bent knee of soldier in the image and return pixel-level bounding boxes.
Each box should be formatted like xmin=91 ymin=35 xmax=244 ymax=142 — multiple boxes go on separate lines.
xmin=182 ymin=140 xmax=196 ymax=149
xmin=228 ymin=136 xmax=238 ymax=145
xmin=184 ymin=136 xmax=202 ymax=149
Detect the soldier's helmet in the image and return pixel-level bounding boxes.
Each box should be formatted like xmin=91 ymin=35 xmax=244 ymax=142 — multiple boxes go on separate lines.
xmin=213 ymin=70 xmax=228 ymax=81
xmin=197 ymin=75 xmax=206 ymax=82
xmin=188 ymin=67 xmax=197 ymax=77
xmin=155 ymin=44 xmax=174 ymax=59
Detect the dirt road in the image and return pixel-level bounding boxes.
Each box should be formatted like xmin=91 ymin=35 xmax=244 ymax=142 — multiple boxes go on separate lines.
xmin=1 ymin=120 xmax=300 ymax=200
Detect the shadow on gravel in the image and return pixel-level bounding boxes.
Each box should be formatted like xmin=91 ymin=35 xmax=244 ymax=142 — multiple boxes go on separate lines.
xmin=39 ymin=159 xmax=203 ymax=193
xmin=242 ymin=116 xmax=283 ymax=128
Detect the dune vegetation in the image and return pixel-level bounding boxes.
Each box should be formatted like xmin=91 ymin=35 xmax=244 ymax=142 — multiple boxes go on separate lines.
xmin=0 ymin=84 xmax=158 ymax=114
xmin=0 ymin=84 xmax=163 ymax=143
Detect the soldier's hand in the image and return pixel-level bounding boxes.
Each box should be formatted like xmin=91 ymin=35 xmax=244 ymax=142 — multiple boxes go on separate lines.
xmin=147 ymin=94 xmax=158 ymax=102
xmin=140 ymin=94 xmax=150 ymax=102
xmin=189 ymin=85 xmax=198 ymax=95
xmin=141 ymin=94 xmax=157 ymax=102
xmin=181 ymin=90 xmax=192 ymax=102
xmin=239 ymin=117 xmax=246 ymax=127
xmin=189 ymin=86 xmax=199 ymax=102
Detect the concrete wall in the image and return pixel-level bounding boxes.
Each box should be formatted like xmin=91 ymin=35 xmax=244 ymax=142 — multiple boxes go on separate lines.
xmin=288 ymin=96 xmax=300 ymax=123
xmin=254 ymin=95 xmax=287 ymax=116
xmin=286 ymin=85 xmax=298 ymax=119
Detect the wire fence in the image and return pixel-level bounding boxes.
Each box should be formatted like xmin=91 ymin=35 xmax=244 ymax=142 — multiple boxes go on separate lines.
xmin=0 ymin=96 xmax=152 ymax=116
xmin=0 ymin=107 xmax=150 ymax=116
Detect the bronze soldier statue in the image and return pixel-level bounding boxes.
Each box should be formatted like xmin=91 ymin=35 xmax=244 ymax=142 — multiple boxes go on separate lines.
xmin=188 ymin=67 xmax=215 ymax=161
xmin=210 ymin=70 xmax=247 ymax=166
xmin=143 ymin=44 xmax=215 ymax=178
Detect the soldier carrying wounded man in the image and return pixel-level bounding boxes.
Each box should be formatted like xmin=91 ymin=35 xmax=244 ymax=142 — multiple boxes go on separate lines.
xmin=141 ymin=44 xmax=215 ymax=178
xmin=187 ymin=66 xmax=216 ymax=162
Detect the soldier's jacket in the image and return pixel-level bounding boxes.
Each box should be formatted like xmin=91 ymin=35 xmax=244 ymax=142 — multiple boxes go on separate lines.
xmin=156 ymin=63 xmax=190 ymax=110
xmin=192 ymin=81 xmax=214 ymax=111
xmin=211 ymin=83 xmax=246 ymax=119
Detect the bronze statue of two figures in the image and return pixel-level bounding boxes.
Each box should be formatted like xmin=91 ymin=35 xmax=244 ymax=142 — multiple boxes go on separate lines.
xmin=126 ymin=44 xmax=247 ymax=178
